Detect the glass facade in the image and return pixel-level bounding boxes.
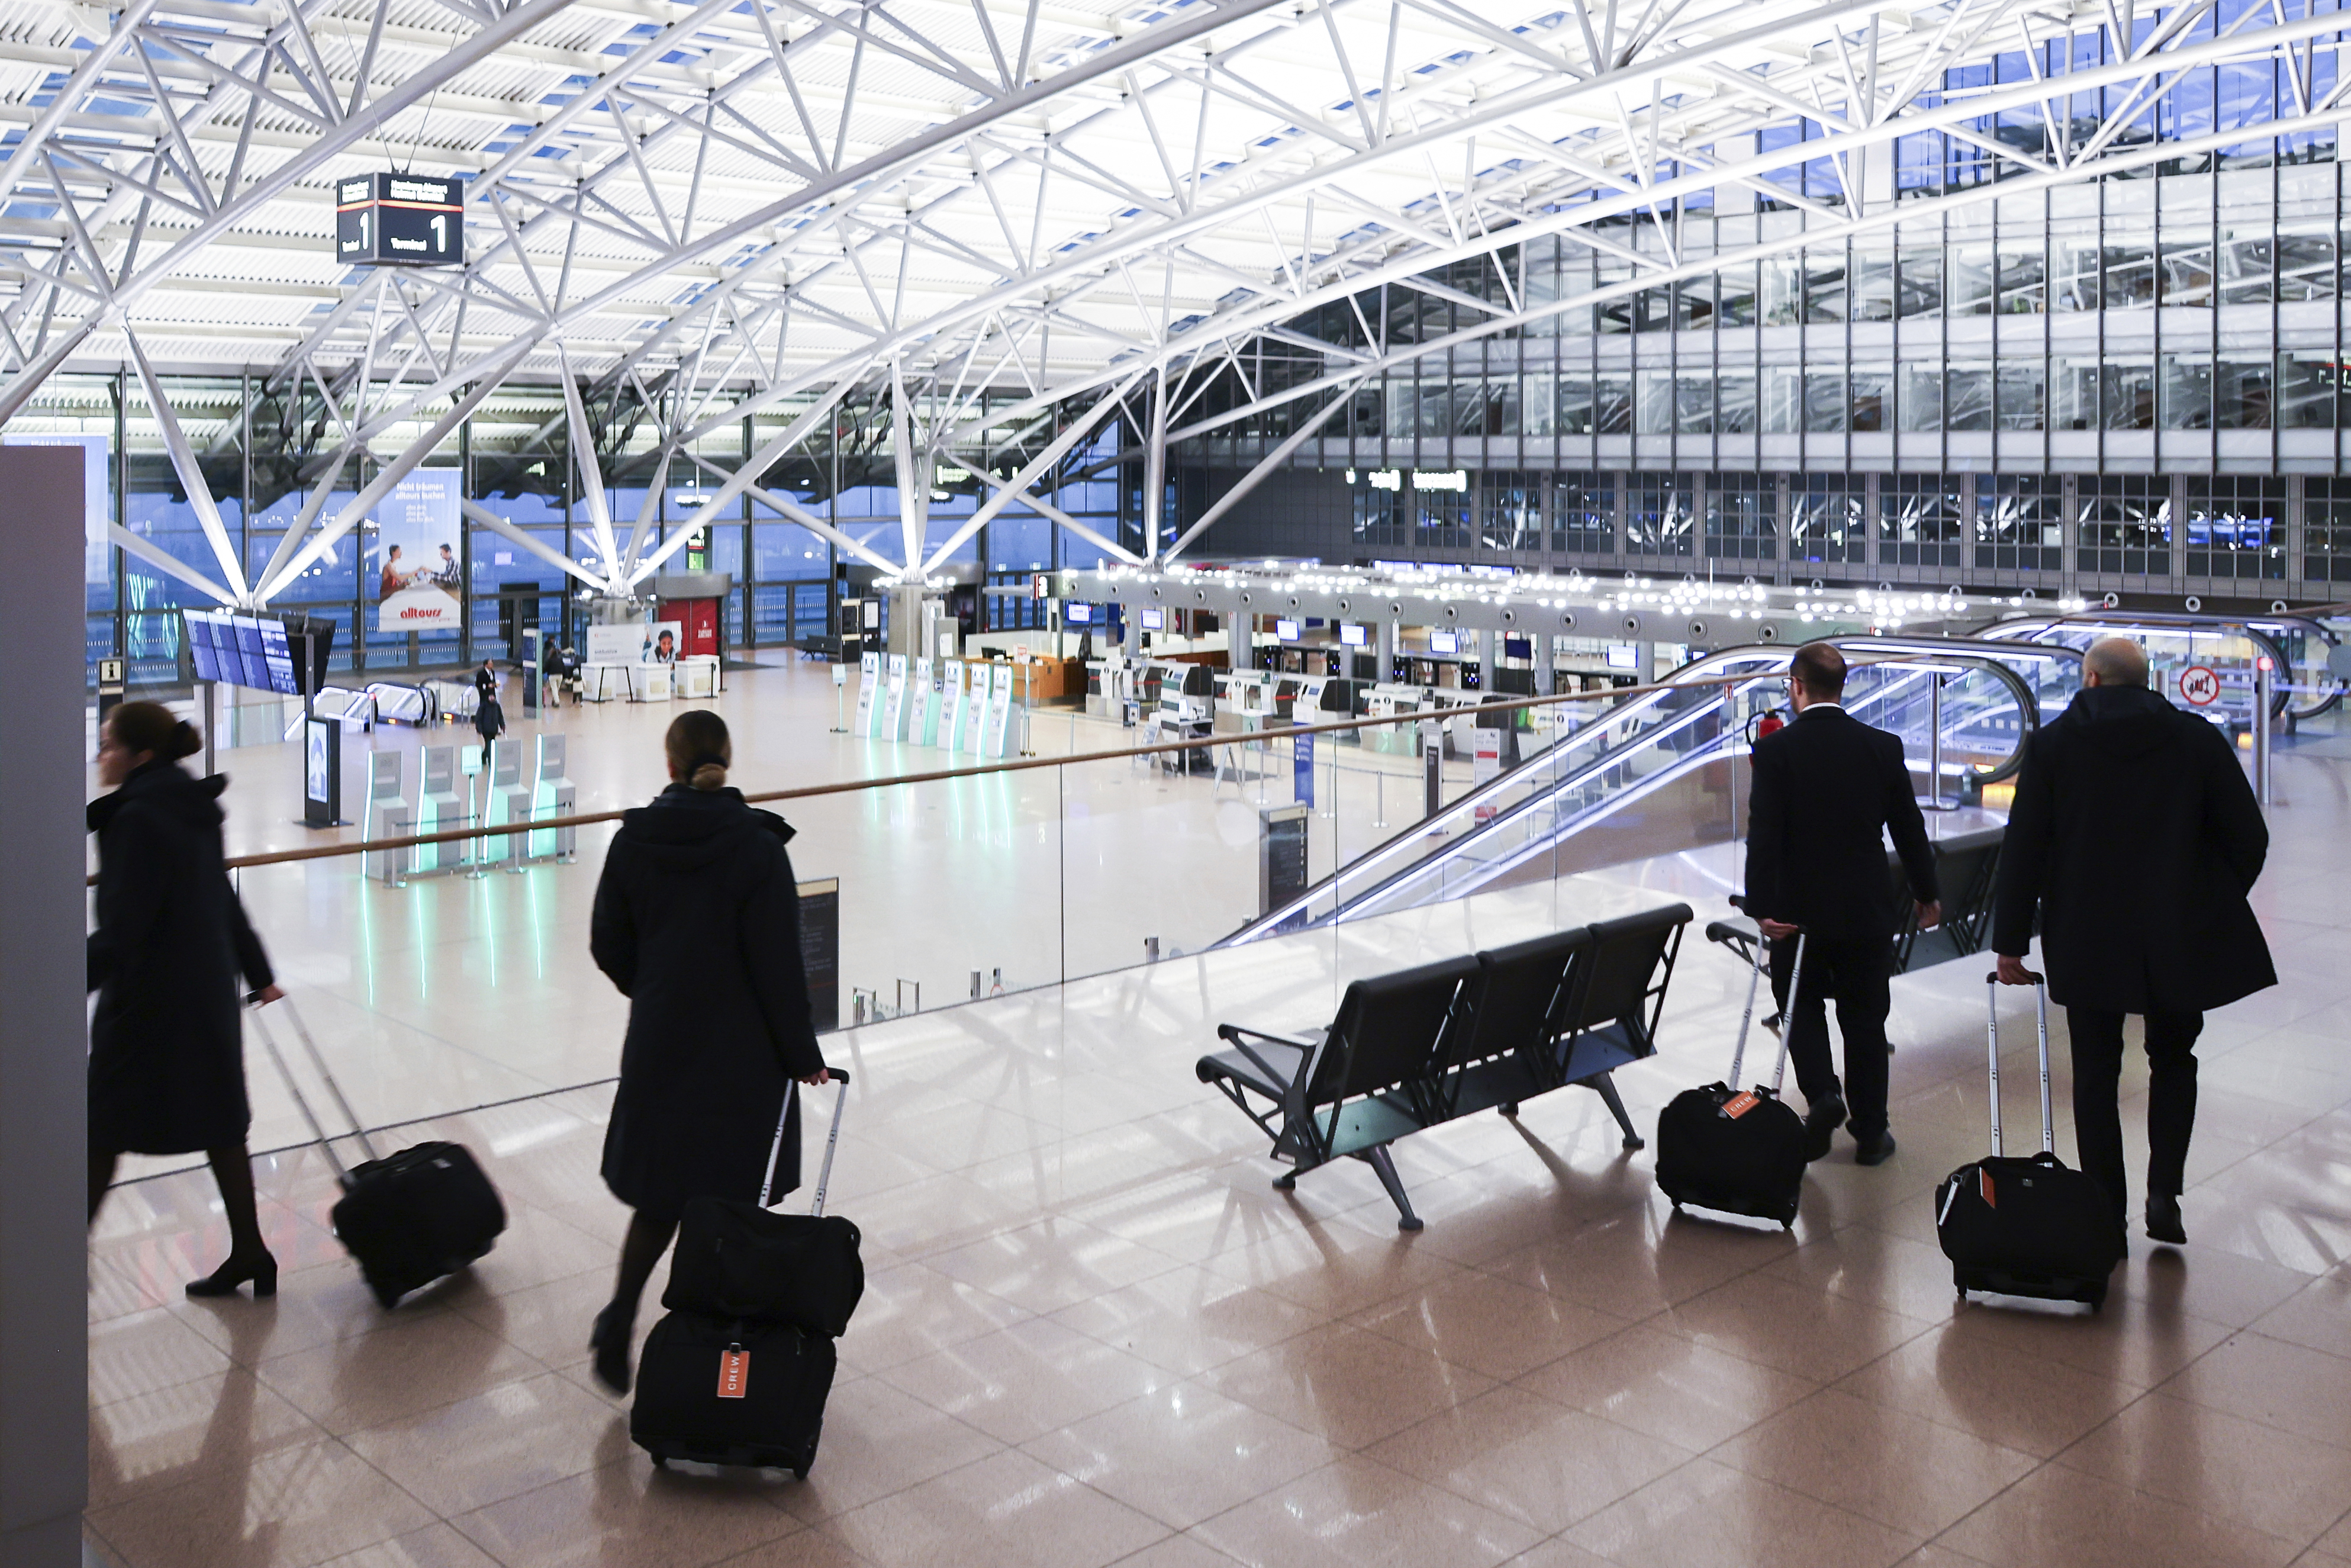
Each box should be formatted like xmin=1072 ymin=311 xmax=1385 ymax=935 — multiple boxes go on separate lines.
xmin=20 ymin=374 xmax=1139 ymax=690
xmin=1170 ymin=47 xmax=2351 ymax=600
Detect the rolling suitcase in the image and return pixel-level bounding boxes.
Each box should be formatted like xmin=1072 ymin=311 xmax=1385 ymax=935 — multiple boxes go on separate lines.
xmin=629 ymin=1313 xmax=836 ymax=1477
xmin=633 ymin=1072 xmax=855 ymax=1477
xmin=1655 ymin=930 xmax=1810 ymax=1228
xmin=1935 ymin=973 xmax=2122 ymax=1310
xmin=664 ymin=1073 xmax=862 ymax=1338
xmin=251 ymin=997 xmax=507 ymax=1308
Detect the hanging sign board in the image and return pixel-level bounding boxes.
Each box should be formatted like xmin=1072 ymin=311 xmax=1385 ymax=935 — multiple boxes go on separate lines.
xmin=337 ymin=173 xmax=464 ymax=267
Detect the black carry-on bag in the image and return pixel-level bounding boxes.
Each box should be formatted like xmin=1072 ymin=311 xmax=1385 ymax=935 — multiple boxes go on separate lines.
xmin=1934 ymin=973 xmax=2123 ymax=1310
xmin=632 ymin=1071 xmax=854 ymax=1478
xmin=662 ymin=1074 xmax=864 ymax=1338
xmin=1655 ymin=931 xmax=1811 ymax=1228
xmin=250 ymin=997 xmax=508 ymax=1308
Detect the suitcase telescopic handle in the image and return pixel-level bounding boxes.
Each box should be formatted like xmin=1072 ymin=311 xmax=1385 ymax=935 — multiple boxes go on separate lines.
xmin=1980 ymin=970 xmax=2052 ymax=1158
xmin=245 ymin=995 xmax=380 ymax=1180
xmin=1770 ymin=932 xmax=1807 ymax=1096
xmin=1727 ymin=926 xmax=1767 ymax=1087
xmin=759 ymin=1069 xmax=852 ymax=1213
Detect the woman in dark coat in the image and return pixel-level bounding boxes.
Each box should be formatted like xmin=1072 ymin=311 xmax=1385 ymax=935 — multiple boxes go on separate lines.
xmin=473 ymin=688 xmax=505 ymax=773
xmin=587 ymin=708 xmax=829 ymax=1393
xmin=88 ymin=701 xmax=283 ymax=1297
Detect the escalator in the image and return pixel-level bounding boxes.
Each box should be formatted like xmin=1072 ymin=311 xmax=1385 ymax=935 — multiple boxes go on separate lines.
xmin=1220 ymin=636 xmax=2082 ymax=946
xmin=1978 ymin=610 xmax=2345 ymax=727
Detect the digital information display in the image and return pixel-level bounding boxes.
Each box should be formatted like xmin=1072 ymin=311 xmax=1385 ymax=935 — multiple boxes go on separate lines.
xmin=1139 ymin=607 xmax=1165 ymax=631
xmin=1063 ymin=602 xmax=1094 ymax=624
xmin=1429 ymin=629 xmax=1460 ymax=656
xmin=1339 ymin=622 xmax=1368 ymax=648
xmin=1274 ymin=618 xmax=1300 ymax=642
xmin=183 ymin=609 xmax=312 ymax=696
xmin=184 ymin=610 xmax=224 ymax=683
xmin=260 ymin=619 xmax=297 ymax=696
xmin=798 ymin=878 xmax=841 ymax=1034
xmin=336 ymin=173 xmax=464 ymax=267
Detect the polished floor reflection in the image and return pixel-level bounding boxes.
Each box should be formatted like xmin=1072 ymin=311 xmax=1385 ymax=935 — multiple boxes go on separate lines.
xmin=85 ymin=719 xmax=2351 ymax=1568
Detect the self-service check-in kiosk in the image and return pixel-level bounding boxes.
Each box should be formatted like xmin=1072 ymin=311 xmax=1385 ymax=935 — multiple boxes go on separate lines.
xmin=416 ymin=745 xmax=468 ymax=875
xmin=485 ymin=738 xmax=532 ymax=871
xmin=911 ymin=657 xmax=939 ymax=746
xmin=367 ymin=751 xmax=412 ymax=886
xmin=531 ymin=732 xmax=577 ymax=861
xmin=983 ymin=662 xmax=1017 ymax=757
xmin=854 ymin=651 xmax=880 ymax=736
xmin=883 ymin=653 xmax=910 ymax=740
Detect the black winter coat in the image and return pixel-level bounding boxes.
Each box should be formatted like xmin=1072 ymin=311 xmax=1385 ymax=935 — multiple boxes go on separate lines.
xmin=591 ymin=785 xmax=827 ymax=1218
xmin=87 ymin=762 xmax=275 ymax=1154
xmin=1744 ymin=705 xmax=1940 ymax=943
xmin=1991 ymin=683 xmax=2274 ymax=1013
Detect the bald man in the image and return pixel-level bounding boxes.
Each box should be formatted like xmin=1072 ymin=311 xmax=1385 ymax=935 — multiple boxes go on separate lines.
xmin=1991 ymin=636 xmax=2273 ymax=1248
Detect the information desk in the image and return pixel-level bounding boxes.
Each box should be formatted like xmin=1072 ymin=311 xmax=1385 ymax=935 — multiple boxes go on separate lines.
xmin=580 ymin=663 xmax=627 ymax=702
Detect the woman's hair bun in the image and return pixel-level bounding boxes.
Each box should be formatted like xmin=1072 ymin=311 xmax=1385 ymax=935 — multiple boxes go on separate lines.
xmin=107 ymin=699 xmax=202 ymax=762
xmin=688 ymin=761 xmax=727 ymax=790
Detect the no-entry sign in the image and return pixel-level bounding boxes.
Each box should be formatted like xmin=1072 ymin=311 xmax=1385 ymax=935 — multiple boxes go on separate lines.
xmin=2179 ymin=664 xmax=2222 ymax=706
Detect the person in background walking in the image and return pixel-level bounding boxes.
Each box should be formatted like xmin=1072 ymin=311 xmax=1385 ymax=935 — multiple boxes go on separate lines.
xmin=1743 ymin=641 xmax=1941 ymax=1166
xmin=473 ymin=685 xmax=505 ymax=774
xmin=586 ymin=709 xmax=830 ymax=1395
xmin=1991 ymin=636 xmax=2273 ymax=1246
xmin=88 ymin=701 xmax=284 ymax=1297
xmin=473 ymin=657 xmax=499 ymax=709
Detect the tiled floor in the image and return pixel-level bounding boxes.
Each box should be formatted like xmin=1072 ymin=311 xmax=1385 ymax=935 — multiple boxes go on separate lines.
xmin=83 ymin=707 xmax=2351 ymax=1567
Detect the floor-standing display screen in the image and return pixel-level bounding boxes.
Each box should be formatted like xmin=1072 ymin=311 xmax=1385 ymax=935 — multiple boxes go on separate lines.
xmin=798 ymin=878 xmax=840 ymax=1033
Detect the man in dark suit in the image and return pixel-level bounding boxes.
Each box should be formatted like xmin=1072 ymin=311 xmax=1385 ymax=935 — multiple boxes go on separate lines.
xmin=1991 ymin=636 xmax=2272 ymax=1246
xmin=1744 ymin=642 xmax=1941 ymax=1165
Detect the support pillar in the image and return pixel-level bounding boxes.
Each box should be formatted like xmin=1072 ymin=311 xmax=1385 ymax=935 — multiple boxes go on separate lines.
xmin=0 ymin=446 xmax=89 ymax=1568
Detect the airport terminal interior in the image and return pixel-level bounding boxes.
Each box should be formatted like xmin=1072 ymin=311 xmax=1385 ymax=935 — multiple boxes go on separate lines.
xmin=5 ymin=0 xmax=2351 ymax=1564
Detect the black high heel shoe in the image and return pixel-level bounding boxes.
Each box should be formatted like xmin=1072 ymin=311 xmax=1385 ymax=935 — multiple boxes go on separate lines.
xmin=185 ymin=1251 xmax=277 ymax=1299
xmin=589 ymin=1303 xmax=634 ymax=1396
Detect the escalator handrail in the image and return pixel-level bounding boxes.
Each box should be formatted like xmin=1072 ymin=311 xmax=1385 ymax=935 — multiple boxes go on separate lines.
xmin=1327 ymin=645 xmax=2053 ymax=926
xmin=1976 ymin=613 xmax=2332 ymax=719
xmin=1220 ymin=637 xmax=2076 ymax=947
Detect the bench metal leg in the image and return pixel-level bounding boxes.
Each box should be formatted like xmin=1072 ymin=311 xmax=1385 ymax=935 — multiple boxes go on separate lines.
xmin=1590 ymin=1072 xmax=1645 ymax=1150
xmin=1272 ymin=1170 xmax=1297 ymax=1191
xmin=1356 ymin=1146 xmax=1422 ymax=1231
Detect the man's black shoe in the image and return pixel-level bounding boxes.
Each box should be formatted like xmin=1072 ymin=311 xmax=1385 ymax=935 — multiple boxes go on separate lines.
xmin=1802 ymin=1095 xmax=1846 ymax=1162
xmin=2147 ymin=1193 xmax=2187 ymax=1245
xmin=1854 ymin=1131 xmax=1898 ymax=1167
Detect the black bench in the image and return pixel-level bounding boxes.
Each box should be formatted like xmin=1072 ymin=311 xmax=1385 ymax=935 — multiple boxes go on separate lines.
xmin=1197 ymin=903 xmax=1693 ymax=1229
xmin=1710 ymin=824 xmax=2005 ymax=978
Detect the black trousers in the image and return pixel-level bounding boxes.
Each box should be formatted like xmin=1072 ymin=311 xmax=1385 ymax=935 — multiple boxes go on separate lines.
xmin=1769 ymin=934 xmax=1891 ymax=1138
xmin=2064 ymin=1007 xmax=2202 ymax=1226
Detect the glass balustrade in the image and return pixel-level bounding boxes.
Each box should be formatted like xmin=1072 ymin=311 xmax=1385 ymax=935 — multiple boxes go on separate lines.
xmin=104 ymin=636 xmax=2086 ymax=1184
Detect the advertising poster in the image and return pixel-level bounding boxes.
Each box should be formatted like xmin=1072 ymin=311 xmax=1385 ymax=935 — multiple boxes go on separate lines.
xmin=583 ymin=624 xmax=637 ymax=665
xmin=373 ymin=468 xmax=462 ymax=631
xmin=639 ymin=620 xmax=683 ymax=664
